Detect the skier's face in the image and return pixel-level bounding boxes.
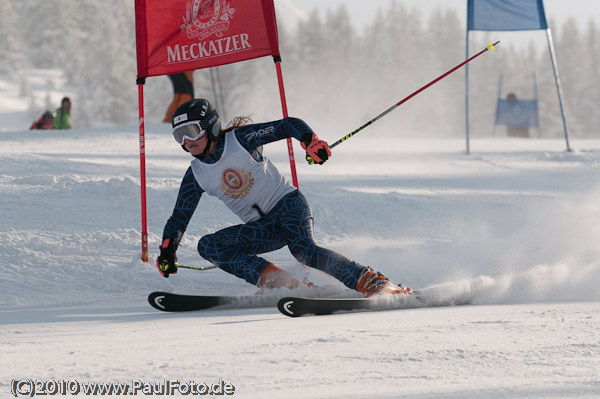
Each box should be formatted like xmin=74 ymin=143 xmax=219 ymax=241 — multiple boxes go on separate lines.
xmin=183 ymin=135 xmax=208 ymax=156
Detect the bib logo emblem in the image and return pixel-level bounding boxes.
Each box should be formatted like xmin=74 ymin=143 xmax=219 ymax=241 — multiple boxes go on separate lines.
xmin=181 ymin=0 xmax=236 ymax=40
xmin=221 ymin=168 xmax=253 ymax=199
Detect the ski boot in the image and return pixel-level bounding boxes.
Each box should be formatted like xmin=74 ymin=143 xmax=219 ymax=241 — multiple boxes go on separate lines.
xmin=256 ymin=263 xmax=315 ymax=294
xmin=355 ymin=268 xmax=413 ymax=297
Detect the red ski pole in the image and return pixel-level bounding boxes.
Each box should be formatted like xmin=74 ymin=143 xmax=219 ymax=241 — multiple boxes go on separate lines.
xmin=308 ymin=41 xmax=499 ymax=164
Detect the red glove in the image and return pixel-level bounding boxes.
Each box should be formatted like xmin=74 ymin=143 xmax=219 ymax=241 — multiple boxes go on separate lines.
xmin=301 ymin=133 xmax=331 ymax=165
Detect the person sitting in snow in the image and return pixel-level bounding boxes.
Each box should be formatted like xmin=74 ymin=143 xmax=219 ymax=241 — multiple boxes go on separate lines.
xmin=53 ymin=97 xmax=72 ymax=130
xmin=30 ymin=111 xmax=54 ymax=130
xmin=156 ymin=98 xmax=413 ymax=296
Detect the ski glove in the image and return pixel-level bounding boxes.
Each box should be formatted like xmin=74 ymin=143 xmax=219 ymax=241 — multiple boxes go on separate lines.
xmin=156 ymin=238 xmax=178 ymax=278
xmin=301 ymin=133 xmax=331 ymax=165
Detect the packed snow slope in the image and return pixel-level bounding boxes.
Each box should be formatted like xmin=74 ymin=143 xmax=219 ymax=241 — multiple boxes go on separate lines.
xmin=3 ymin=126 xmax=600 ymax=307
xmin=2 ymin=89 xmax=600 ymax=397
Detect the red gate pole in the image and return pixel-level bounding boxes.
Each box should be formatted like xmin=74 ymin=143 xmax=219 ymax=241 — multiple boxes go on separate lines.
xmin=137 ymin=78 xmax=149 ymax=262
xmin=273 ymin=56 xmax=299 ymax=188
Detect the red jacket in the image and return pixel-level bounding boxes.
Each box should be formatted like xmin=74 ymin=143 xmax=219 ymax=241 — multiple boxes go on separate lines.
xmin=30 ymin=112 xmax=54 ymax=130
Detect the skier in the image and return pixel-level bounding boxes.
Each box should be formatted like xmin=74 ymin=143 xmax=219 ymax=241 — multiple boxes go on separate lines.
xmin=156 ymin=98 xmax=413 ymax=297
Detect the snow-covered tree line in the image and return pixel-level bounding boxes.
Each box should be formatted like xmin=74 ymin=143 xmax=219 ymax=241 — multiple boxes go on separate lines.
xmin=1 ymin=0 xmax=598 ymax=137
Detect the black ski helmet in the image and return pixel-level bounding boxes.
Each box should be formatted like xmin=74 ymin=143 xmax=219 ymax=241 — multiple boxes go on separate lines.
xmin=172 ymin=98 xmax=222 ymax=152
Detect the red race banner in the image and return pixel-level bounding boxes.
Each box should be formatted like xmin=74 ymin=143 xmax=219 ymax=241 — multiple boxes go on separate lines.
xmin=135 ymin=0 xmax=280 ymax=78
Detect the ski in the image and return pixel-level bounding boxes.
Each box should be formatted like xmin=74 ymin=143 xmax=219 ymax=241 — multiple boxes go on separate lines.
xmin=277 ymin=292 xmax=472 ymax=317
xmin=150 ymin=288 xmax=473 ymax=315
xmin=278 ymin=297 xmax=372 ymax=317
xmin=148 ymin=291 xmax=279 ymax=312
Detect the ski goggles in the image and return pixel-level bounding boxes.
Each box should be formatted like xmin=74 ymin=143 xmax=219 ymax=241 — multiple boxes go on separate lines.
xmin=172 ymin=121 xmax=207 ymax=145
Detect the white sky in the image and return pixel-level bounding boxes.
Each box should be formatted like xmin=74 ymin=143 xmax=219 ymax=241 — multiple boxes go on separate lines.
xmin=290 ymin=0 xmax=600 ymax=31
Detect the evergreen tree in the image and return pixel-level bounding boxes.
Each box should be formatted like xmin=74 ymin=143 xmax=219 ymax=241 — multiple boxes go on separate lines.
xmin=582 ymin=20 xmax=600 ymax=136
xmin=17 ymin=0 xmax=65 ymax=68
xmin=537 ymin=33 xmax=563 ymax=137
xmin=71 ymin=0 xmax=137 ymax=127
xmin=3 ymin=0 xmax=599 ymax=135
xmin=0 ymin=0 xmax=26 ymax=76
xmin=556 ymin=17 xmax=586 ymax=136
xmin=422 ymin=8 xmax=464 ymax=135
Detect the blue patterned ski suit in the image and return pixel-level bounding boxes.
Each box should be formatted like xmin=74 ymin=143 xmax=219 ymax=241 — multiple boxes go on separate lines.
xmin=162 ymin=117 xmax=368 ymax=289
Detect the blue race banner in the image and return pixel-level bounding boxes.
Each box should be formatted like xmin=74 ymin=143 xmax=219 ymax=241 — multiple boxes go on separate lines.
xmin=495 ymin=98 xmax=539 ymax=127
xmin=467 ymin=0 xmax=548 ymax=31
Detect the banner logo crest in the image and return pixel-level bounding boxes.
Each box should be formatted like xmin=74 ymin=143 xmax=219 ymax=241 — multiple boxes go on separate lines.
xmin=181 ymin=0 xmax=236 ymax=40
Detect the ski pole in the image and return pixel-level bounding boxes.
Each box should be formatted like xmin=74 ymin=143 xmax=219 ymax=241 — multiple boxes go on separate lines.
xmin=177 ymin=263 xmax=217 ymax=271
xmin=307 ymin=41 xmax=499 ymax=164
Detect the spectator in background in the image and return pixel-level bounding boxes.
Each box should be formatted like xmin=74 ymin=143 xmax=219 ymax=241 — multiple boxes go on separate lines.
xmin=30 ymin=111 xmax=54 ymax=130
xmin=53 ymin=97 xmax=72 ymax=130
xmin=505 ymin=93 xmax=530 ymax=138
xmin=163 ymin=71 xmax=194 ymax=123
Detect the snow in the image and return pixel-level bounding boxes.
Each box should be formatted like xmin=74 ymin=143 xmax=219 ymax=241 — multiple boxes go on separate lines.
xmin=2 ymin=71 xmax=600 ymax=399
